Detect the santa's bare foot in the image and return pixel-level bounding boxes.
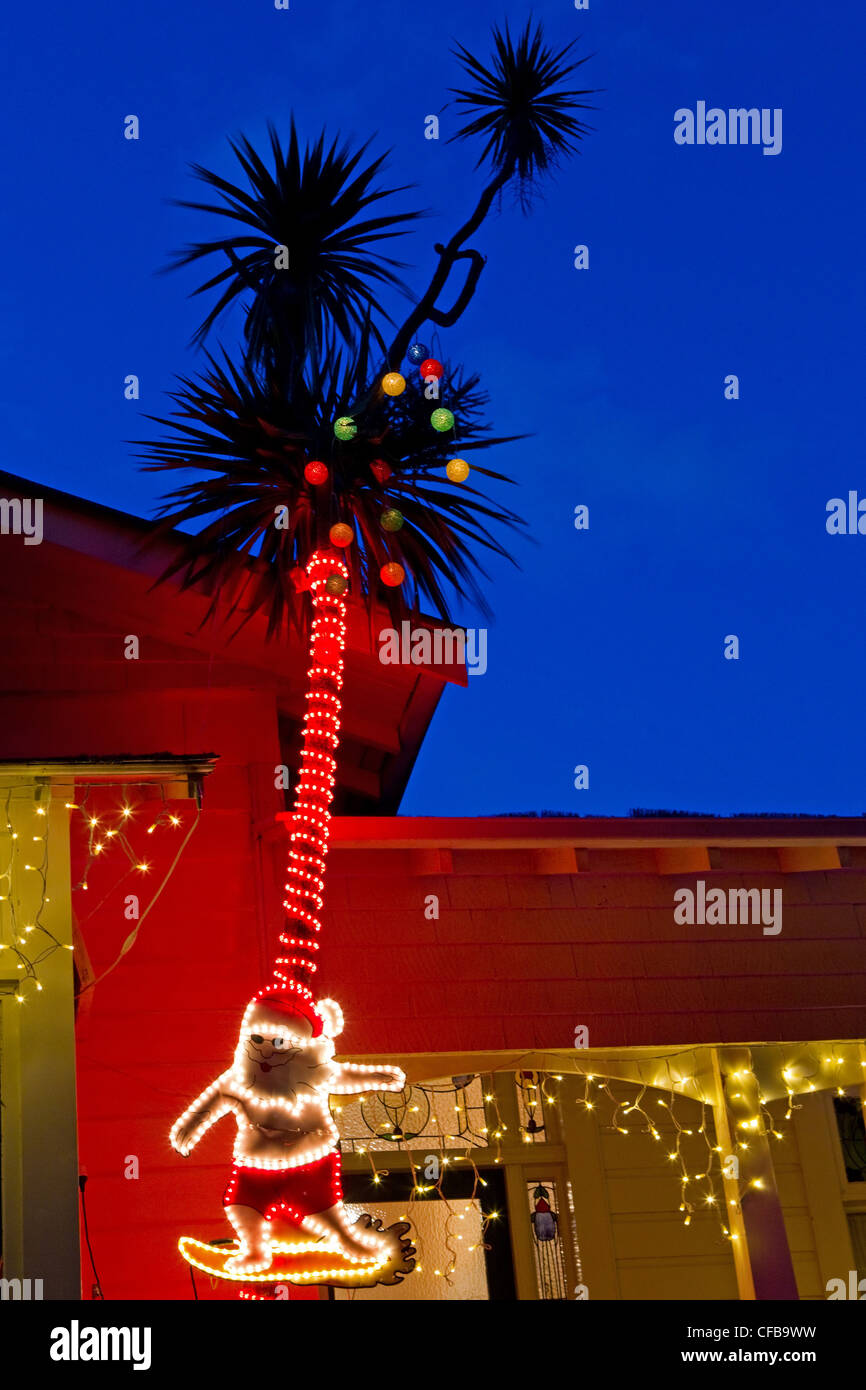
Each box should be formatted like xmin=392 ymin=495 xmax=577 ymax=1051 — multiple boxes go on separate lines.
xmin=351 ymin=1216 xmax=416 ymax=1285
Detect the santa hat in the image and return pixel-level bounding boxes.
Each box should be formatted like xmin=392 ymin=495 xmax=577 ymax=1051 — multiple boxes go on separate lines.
xmin=252 ymin=986 xmax=323 ymax=1038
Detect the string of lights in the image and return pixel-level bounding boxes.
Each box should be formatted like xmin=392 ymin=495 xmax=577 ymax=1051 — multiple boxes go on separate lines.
xmin=0 ymin=777 xmax=200 ymax=1002
xmin=327 ymin=1043 xmax=860 ymax=1289
xmin=0 ymin=784 xmax=66 ymax=998
xmin=336 ymin=1077 xmax=501 ymax=1285
xmin=274 ymin=551 xmax=348 ymax=1006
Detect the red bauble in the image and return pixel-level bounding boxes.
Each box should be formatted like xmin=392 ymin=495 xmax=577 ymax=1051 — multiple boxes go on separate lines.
xmin=380 ymin=562 xmax=405 ymax=588
xmin=304 ymin=460 xmax=328 ymax=485
xmin=290 ymin=567 xmax=311 ymax=593
xmin=329 ymin=523 xmax=354 ymax=548
xmin=370 ymin=460 xmax=393 ymax=485
xmin=419 ymin=358 xmax=443 ymax=380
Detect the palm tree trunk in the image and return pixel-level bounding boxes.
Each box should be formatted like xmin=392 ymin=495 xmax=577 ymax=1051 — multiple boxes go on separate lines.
xmin=272 ymin=549 xmax=347 ymax=999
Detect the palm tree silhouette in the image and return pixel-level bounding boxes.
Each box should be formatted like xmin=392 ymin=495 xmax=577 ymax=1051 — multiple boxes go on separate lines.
xmin=137 ymin=19 xmax=594 ymax=1011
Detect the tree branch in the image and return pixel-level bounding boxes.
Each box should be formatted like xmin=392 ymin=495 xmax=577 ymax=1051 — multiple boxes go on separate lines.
xmin=386 ymin=162 xmax=513 ymax=369
xmin=427 ymin=247 xmax=487 ymax=327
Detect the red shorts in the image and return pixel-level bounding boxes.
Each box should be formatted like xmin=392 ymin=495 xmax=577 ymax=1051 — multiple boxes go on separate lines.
xmin=224 ymin=1153 xmax=342 ymax=1224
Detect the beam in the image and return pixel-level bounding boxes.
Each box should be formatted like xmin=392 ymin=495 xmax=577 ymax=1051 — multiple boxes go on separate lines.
xmin=718 ymin=1047 xmax=799 ymax=1300
xmin=0 ymin=800 xmax=80 ymax=1298
xmin=325 ymin=815 xmax=866 ymax=851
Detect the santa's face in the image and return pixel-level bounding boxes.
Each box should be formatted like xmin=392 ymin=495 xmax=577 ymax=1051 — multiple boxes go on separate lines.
xmin=233 ymin=1002 xmax=334 ymax=1100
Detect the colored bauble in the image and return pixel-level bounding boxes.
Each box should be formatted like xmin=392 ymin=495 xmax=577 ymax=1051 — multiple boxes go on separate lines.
xmin=325 ymin=572 xmax=348 ymax=596
xmin=430 ymin=408 xmax=454 ymax=433
xmin=370 ymin=459 xmax=393 ymax=485
xmin=329 ymin=523 xmax=354 ymax=548
xmin=446 ymin=457 xmax=470 ymax=483
xmin=419 ymin=358 xmax=443 ymax=380
xmin=380 ymin=508 xmax=404 ymax=533
xmin=382 ymin=372 xmax=406 ymax=397
xmin=290 ymin=566 xmax=311 ymax=593
xmin=407 ymin=342 xmax=429 ymax=365
xmin=380 ymin=562 xmax=405 ymax=588
xmin=334 ymin=416 xmax=357 ymax=441
xmin=304 ymin=460 xmax=328 ymax=485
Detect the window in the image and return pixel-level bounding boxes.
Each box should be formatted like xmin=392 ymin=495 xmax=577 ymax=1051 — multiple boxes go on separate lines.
xmin=833 ymin=1097 xmax=866 ymax=1182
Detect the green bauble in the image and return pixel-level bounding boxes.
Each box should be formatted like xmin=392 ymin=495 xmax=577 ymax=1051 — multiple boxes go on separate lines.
xmin=325 ymin=572 xmax=348 ymax=596
xmin=430 ymin=408 xmax=454 ymax=433
xmin=380 ymin=508 xmax=404 ymax=533
xmin=334 ymin=416 xmax=357 ymax=441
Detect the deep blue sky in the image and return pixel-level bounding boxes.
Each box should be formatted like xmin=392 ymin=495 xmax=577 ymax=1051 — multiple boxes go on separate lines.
xmin=3 ymin=1 xmax=865 ymax=816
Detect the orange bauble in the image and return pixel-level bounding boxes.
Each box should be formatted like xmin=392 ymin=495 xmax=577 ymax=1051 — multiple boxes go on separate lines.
xmin=329 ymin=523 xmax=354 ymax=548
xmin=382 ymin=372 xmax=406 ymax=396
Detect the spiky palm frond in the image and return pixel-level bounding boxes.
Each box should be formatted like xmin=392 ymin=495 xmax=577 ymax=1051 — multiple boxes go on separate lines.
xmin=166 ymin=120 xmax=425 ymax=377
xmin=134 ymin=329 xmax=526 ymax=638
xmin=449 ymin=20 xmax=595 ymax=188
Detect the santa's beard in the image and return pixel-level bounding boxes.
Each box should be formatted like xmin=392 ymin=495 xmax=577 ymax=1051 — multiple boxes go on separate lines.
xmin=234 ymin=1053 xmax=327 ymax=1103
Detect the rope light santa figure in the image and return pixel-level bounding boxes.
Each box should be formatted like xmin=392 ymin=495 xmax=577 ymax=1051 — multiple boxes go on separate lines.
xmin=171 ymin=553 xmax=415 ymax=1289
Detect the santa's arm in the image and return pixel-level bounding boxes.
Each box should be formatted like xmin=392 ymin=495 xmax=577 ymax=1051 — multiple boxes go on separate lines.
xmin=170 ymin=1079 xmax=233 ymax=1155
xmin=330 ymin=1062 xmax=406 ymax=1096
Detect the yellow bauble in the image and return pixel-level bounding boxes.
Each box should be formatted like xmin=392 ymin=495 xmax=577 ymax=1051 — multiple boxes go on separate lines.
xmin=382 ymin=372 xmax=406 ymax=397
xmin=446 ymin=458 xmax=470 ymax=483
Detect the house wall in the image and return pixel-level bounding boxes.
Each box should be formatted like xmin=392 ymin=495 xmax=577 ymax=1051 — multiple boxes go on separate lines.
xmin=311 ymin=840 xmax=866 ymax=1054
xmin=68 ymin=688 xmax=285 ymax=1300
xmin=598 ymin=1093 xmax=740 ymax=1301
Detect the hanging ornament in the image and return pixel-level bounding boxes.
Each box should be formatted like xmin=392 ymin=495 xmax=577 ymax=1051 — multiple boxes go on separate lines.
xmin=290 ymin=567 xmax=311 ymax=593
xmin=380 ymin=562 xmax=405 ymax=588
xmin=334 ymin=417 xmax=357 ymax=441
xmin=329 ymin=523 xmax=354 ymax=548
xmin=370 ymin=460 xmax=393 ymax=485
xmin=380 ymin=508 xmax=404 ymax=533
xmin=381 ymin=372 xmax=406 ymax=397
xmin=530 ymin=1186 xmax=558 ymax=1243
xmin=430 ymin=408 xmax=454 ymax=433
xmin=304 ymin=460 xmax=328 ymax=485
xmin=407 ymin=342 xmax=428 ymax=365
xmin=419 ymin=358 xmax=443 ymax=380
xmin=325 ymin=572 xmax=348 ymax=596
xmin=446 ymin=458 xmax=470 ymax=483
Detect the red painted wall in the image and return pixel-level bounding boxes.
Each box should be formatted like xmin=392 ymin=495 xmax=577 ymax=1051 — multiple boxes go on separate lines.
xmin=72 ymin=689 xmax=285 ymax=1299
xmin=313 ymin=834 xmax=866 ymax=1055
